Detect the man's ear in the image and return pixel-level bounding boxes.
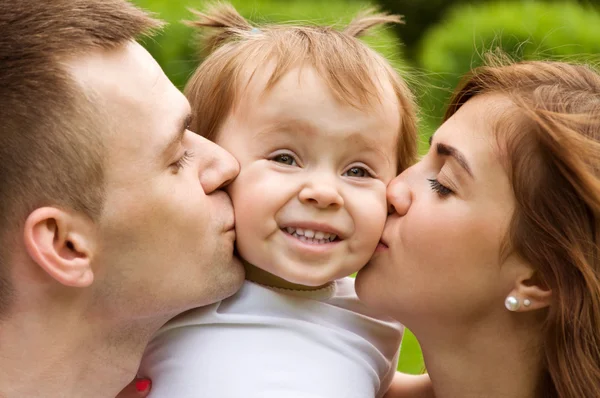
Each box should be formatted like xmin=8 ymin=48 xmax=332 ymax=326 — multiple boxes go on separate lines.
xmin=23 ymin=207 xmax=96 ymax=288
xmin=507 ymin=270 xmax=552 ymax=312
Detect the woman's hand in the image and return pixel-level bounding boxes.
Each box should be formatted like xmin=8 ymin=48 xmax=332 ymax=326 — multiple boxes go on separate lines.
xmin=115 ymin=378 xmax=152 ymax=398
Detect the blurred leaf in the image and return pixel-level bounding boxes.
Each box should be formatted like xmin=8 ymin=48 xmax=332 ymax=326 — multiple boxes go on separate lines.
xmin=417 ymin=0 xmax=600 ymax=129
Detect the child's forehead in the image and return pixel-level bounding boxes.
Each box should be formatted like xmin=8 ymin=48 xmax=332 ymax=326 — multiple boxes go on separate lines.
xmin=235 ymin=63 xmax=399 ymax=125
xmin=231 ymin=66 xmax=400 ymax=166
xmin=234 ymin=58 xmax=399 ymax=112
xmin=229 ymin=60 xmax=400 ymax=139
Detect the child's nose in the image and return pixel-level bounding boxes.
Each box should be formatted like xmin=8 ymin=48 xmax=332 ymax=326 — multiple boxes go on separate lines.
xmin=299 ymin=177 xmax=344 ymax=209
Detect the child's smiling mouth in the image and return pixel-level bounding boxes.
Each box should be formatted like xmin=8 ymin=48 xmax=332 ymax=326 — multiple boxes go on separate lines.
xmin=283 ymin=227 xmax=338 ymax=244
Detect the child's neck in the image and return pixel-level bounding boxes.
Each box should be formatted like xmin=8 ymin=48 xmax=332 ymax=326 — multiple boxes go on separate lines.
xmin=243 ymin=260 xmax=332 ymax=291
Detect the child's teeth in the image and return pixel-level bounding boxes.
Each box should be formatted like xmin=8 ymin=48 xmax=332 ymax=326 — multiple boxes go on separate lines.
xmin=282 ymin=226 xmax=339 ymax=243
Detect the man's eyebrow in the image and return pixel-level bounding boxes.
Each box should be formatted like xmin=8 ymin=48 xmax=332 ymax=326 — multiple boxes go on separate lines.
xmin=163 ymin=113 xmax=192 ymax=155
xmin=436 ymin=142 xmax=474 ymax=179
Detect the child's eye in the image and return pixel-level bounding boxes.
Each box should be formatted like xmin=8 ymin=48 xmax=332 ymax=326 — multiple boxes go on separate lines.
xmin=343 ymin=166 xmax=372 ymax=178
xmin=171 ymin=150 xmax=194 ymax=173
xmin=272 ymin=153 xmax=297 ymax=166
xmin=427 ymin=178 xmax=453 ymax=197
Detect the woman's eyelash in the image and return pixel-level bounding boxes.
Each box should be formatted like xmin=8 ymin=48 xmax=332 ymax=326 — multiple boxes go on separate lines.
xmin=427 ymin=178 xmax=453 ymax=196
xmin=174 ymin=150 xmax=194 ymax=170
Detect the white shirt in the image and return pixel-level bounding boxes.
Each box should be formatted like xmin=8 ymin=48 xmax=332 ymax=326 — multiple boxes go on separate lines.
xmin=140 ymin=277 xmax=403 ymax=398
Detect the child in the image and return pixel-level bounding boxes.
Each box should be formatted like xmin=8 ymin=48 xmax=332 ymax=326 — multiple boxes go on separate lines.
xmin=139 ymin=3 xmax=427 ymax=397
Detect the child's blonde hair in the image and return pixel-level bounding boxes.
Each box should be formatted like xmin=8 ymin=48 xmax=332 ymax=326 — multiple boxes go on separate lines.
xmin=184 ymin=2 xmax=418 ymax=173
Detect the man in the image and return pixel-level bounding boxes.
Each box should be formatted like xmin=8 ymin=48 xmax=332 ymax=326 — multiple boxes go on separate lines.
xmin=0 ymin=1 xmax=244 ymax=397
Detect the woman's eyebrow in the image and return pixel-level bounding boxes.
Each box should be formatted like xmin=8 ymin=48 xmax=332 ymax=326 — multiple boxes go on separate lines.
xmin=436 ymin=143 xmax=474 ymax=179
xmin=429 ymin=134 xmax=474 ymax=179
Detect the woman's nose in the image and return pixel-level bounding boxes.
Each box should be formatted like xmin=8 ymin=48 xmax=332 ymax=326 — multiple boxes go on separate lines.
xmin=386 ymin=175 xmax=412 ymax=216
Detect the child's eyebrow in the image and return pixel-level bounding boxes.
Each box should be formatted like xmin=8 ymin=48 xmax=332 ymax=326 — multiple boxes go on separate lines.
xmin=254 ymin=119 xmax=393 ymax=164
xmin=258 ymin=119 xmax=384 ymax=148
xmin=345 ymin=132 xmax=388 ymax=156
xmin=255 ymin=119 xmax=319 ymax=138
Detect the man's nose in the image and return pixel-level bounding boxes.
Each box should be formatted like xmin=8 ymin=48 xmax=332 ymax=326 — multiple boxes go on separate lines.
xmin=197 ymin=136 xmax=240 ymax=194
xmin=387 ymin=175 xmax=411 ymax=216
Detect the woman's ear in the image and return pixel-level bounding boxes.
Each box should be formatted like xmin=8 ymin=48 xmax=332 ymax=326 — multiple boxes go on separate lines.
xmin=506 ymin=271 xmax=552 ymax=312
xmin=23 ymin=207 xmax=96 ymax=288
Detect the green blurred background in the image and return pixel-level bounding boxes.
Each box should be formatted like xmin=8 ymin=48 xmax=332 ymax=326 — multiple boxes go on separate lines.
xmin=132 ymin=0 xmax=600 ymax=374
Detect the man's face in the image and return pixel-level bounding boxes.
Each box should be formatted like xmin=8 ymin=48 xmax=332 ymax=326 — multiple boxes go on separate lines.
xmin=69 ymin=42 xmax=244 ymax=319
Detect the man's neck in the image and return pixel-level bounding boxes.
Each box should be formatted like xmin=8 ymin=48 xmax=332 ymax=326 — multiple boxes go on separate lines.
xmin=414 ymin=313 xmax=546 ymax=398
xmin=0 ymin=302 xmax=159 ymax=398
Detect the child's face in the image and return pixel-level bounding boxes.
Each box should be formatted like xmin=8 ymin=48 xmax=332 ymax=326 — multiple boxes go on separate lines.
xmin=216 ymin=66 xmax=400 ymax=286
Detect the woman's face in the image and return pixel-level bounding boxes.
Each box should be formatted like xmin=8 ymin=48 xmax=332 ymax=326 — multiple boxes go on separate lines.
xmin=356 ymin=94 xmax=527 ymax=328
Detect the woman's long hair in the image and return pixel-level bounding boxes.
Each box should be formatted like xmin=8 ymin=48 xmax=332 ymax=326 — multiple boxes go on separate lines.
xmin=446 ymin=55 xmax=600 ymax=398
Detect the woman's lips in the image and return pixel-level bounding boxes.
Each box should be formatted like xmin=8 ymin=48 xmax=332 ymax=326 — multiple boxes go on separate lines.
xmin=375 ymin=240 xmax=388 ymax=252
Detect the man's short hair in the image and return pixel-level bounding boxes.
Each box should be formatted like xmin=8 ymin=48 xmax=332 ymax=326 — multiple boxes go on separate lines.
xmin=0 ymin=0 xmax=162 ymax=313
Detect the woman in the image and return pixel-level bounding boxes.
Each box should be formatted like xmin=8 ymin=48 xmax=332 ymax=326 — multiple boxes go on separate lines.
xmin=356 ymin=56 xmax=600 ymax=397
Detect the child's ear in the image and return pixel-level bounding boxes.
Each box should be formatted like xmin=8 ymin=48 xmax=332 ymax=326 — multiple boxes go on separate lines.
xmin=506 ymin=270 xmax=552 ymax=312
xmin=23 ymin=207 xmax=96 ymax=287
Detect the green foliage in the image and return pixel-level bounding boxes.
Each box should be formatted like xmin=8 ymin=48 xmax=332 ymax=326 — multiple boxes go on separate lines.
xmin=397 ymin=329 xmax=424 ymax=374
xmin=375 ymin=0 xmax=471 ymax=60
xmin=132 ymin=0 xmax=409 ymax=89
xmin=416 ymin=0 xmax=600 ymax=131
xmin=375 ymin=0 xmax=599 ymax=62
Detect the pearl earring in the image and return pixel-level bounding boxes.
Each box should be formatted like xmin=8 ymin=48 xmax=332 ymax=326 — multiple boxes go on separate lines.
xmin=523 ymin=299 xmax=531 ymax=307
xmin=505 ymin=296 xmax=520 ymax=311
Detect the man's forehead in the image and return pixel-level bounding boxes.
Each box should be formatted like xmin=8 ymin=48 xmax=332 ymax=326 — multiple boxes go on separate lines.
xmin=67 ymin=41 xmax=163 ymax=102
xmin=67 ymin=41 xmax=190 ymax=160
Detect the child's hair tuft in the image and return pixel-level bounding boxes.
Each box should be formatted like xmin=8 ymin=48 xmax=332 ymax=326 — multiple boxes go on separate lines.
xmin=187 ymin=2 xmax=254 ymax=54
xmin=343 ymin=8 xmax=404 ymax=38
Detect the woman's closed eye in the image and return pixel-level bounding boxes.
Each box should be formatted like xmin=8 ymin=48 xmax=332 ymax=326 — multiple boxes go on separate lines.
xmin=427 ymin=178 xmax=453 ymax=197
